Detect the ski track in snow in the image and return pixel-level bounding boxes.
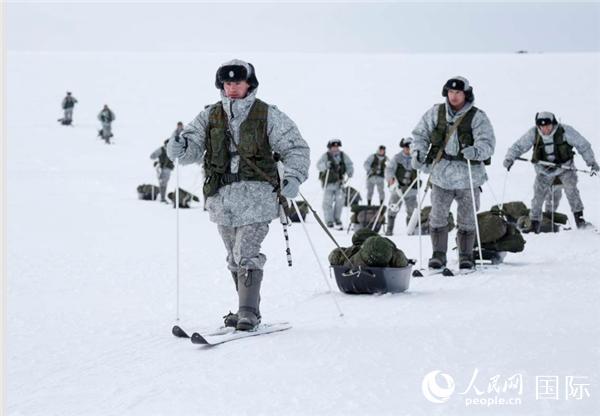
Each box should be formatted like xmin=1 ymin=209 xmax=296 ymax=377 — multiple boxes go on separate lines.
xmin=7 ymin=52 xmax=600 ymax=415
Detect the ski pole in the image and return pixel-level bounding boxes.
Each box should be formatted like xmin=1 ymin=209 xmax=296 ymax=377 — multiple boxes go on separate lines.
xmin=516 ymin=157 xmax=596 ymax=176
xmin=499 ymin=170 xmax=509 ymax=211
xmin=417 ymin=170 xmax=423 ymax=273
xmin=276 ymin=162 xmax=293 ymax=267
xmin=467 ymin=160 xmax=484 ymax=266
xmin=175 ymin=157 xmax=180 ymax=322
xmin=291 ymin=200 xmax=344 ymax=317
xmin=551 ymin=184 xmax=555 ymax=233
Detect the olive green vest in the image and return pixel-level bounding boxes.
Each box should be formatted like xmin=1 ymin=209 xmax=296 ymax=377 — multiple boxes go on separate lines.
xmin=319 ymin=152 xmax=347 ymax=185
xmin=369 ymin=154 xmax=386 ymax=177
xmin=395 ymin=163 xmax=417 ymax=186
xmin=531 ymin=126 xmax=574 ymax=164
xmin=425 ymin=104 xmax=491 ymax=165
xmin=203 ymin=99 xmax=277 ymax=198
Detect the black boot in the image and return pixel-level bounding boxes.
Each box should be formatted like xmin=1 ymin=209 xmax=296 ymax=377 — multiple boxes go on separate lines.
xmin=428 ymin=226 xmax=448 ymax=269
xmin=530 ymin=220 xmax=541 ymax=234
xmin=367 ymin=199 xmax=372 ymax=206
xmin=574 ymin=211 xmax=587 ymax=229
xmin=385 ymin=215 xmax=396 ymax=236
xmin=457 ymin=229 xmax=476 ymax=270
xmin=236 ymin=269 xmax=263 ymax=331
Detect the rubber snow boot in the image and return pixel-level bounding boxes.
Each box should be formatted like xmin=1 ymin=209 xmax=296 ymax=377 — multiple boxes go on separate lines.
xmin=574 ymin=211 xmax=587 ymax=229
xmin=367 ymin=199 xmax=372 ymax=206
xmin=428 ymin=226 xmax=448 ymax=269
xmin=457 ymin=229 xmax=476 ymax=270
xmin=236 ymin=269 xmax=263 ymax=331
xmin=385 ymin=215 xmax=396 ymax=236
xmin=326 ymin=222 xmax=334 ymax=228
xmin=335 ymin=221 xmax=344 ymax=231
xmin=530 ymin=219 xmax=541 ymax=234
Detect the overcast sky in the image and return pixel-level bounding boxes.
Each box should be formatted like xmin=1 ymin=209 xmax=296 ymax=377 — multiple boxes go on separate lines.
xmin=6 ymin=1 xmax=600 ymax=53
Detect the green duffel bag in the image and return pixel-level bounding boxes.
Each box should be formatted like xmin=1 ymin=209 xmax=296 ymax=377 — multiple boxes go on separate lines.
xmin=491 ymin=201 xmax=529 ymax=223
xmin=389 ymin=249 xmax=409 ymax=268
xmin=420 ymin=206 xmax=455 ymax=233
xmin=328 ymin=247 xmax=346 ymax=266
xmin=542 ymin=211 xmax=568 ymax=225
xmin=359 ymin=236 xmax=394 ymax=267
xmin=489 ymin=227 xmax=526 ymax=253
xmin=351 ymin=228 xmax=379 ymax=246
xmin=477 ymin=211 xmax=508 ymax=244
xmin=345 ymin=252 xmax=368 ymax=268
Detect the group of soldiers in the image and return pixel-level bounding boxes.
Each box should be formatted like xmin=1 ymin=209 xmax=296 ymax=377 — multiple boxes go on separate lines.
xmin=58 ymin=92 xmax=116 ymax=144
xmin=316 ymin=76 xmax=598 ymax=271
xmin=158 ymin=59 xmax=596 ymax=331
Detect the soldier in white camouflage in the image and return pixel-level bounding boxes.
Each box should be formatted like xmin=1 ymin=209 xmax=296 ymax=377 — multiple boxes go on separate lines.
xmin=316 ymin=139 xmax=354 ymax=230
xmin=167 ymin=59 xmax=310 ymax=330
xmin=363 ymin=145 xmax=388 ymax=205
xmin=412 ymin=76 xmax=496 ymax=270
xmin=97 ymin=105 xmax=116 ymax=144
xmin=504 ymin=112 xmax=599 ymax=232
xmin=385 ymin=138 xmax=418 ymax=235
xmin=150 ymin=123 xmax=182 ymax=203
xmin=60 ymin=92 xmax=77 ymax=125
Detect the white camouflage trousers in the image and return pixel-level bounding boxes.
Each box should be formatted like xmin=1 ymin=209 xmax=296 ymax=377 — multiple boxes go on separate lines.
xmin=218 ymin=222 xmax=269 ymax=272
xmin=430 ymin=185 xmax=480 ymax=231
xmin=366 ymin=176 xmax=385 ymax=202
xmin=322 ymin=183 xmax=345 ymax=224
xmin=531 ymin=171 xmax=582 ymax=220
xmin=64 ymin=108 xmax=73 ymax=122
xmin=543 ymin=184 xmax=563 ymax=213
xmin=157 ymin=168 xmax=171 ymax=201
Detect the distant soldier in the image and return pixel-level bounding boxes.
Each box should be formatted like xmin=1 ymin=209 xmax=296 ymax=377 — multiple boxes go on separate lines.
xmin=98 ymin=105 xmax=116 ymax=144
xmin=363 ymin=145 xmax=388 ymax=205
xmin=317 ymin=139 xmax=354 ymax=229
xmin=385 ymin=138 xmax=417 ymax=236
xmin=60 ymin=92 xmax=78 ymax=125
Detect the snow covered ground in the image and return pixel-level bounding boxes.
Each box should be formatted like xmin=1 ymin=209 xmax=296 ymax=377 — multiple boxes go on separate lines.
xmin=6 ymin=51 xmax=600 ymax=415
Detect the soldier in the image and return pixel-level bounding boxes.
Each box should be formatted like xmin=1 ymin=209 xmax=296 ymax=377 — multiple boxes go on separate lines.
xmin=167 ymin=59 xmax=310 ymax=330
xmin=363 ymin=145 xmax=388 ymax=205
xmin=60 ymin=92 xmax=77 ymax=125
xmin=412 ymin=76 xmax=496 ymax=270
xmin=504 ymin=112 xmax=598 ymax=232
xmin=385 ymin=138 xmax=418 ymax=236
xmin=150 ymin=135 xmax=176 ymax=203
xmin=317 ymin=139 xmax=354 ymax=230
xmin=97 ymin=104 xmax=116 ymax=144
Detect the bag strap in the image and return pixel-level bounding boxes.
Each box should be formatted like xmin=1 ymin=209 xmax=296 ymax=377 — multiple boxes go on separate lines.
xmin=433 ymin=105 xmax=471 ymax=165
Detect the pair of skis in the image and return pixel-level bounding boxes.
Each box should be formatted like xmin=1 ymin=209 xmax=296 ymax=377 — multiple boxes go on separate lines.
xmin=172 ymin=322 xmax=291 ymax=346
xmin=413 ymin=266 xmax=479 ymax=277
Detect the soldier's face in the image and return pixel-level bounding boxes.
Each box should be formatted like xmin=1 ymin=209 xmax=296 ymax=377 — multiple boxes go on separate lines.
xmin=224 ymin=81 xmax=250 ymax=99
xmin=329 ymin=145 xmax=340 ymax=154
xmin=378 ymin=149 xmax=385 ymax=156
xmin=539 ymin=124 xmax=553 ymax=135
xmin=402 ymin=146 xmax=410 ymax=155
xmin=447 ymin=89 xmax=466 ymax=109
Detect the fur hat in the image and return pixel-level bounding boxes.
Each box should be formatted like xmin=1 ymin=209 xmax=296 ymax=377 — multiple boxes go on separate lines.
xmin=399 ymin=137 xmax=412 ymax=148
xmin=327 ymin=139 xmax=342 ymax=148
xmin=215 ymin=59 xmax=259 ymax=91
xmin=535 ymin=111 xmax=558 ymax=126
xmin=442 ymin=76 xmax=474 ymax=102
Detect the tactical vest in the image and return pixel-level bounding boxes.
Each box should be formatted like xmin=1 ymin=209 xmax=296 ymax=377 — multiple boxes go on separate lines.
xmin=319 ymin=152 xmax=347 ymax=185
xmin=425 ymin=104 xmax=491 ymax=165
xmin=395 ymin=163 xmax=417 ymax=187
xmin=64 ymin=97 xmax=75 ymax=109
xmin=369 ymin=154 xmax=386 ymax=177
xmin=159 ymin=147 xmax=174 ymax=170
xmin=531 ymin=126 xmax=573 ymax=164
xmin=100 ymin=110 xmax=113 ymax=123
xmin=203 ymin=98 xmax=277 ymax=198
